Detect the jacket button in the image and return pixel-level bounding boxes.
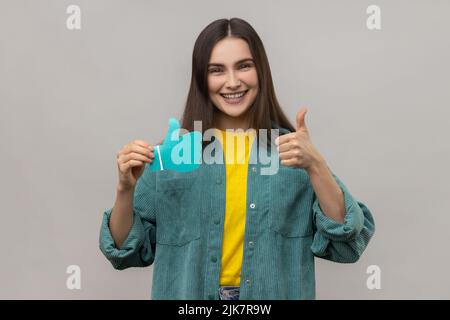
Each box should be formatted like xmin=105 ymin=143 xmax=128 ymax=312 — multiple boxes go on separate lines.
xmin=214 ymin=219 xmax=220 ymax=225
xmin=252 ymin=167 xmax=257 ymax=173
xmin=249 ymin=241 xmax=254 ymax=248
xmin=211 ymin=256 xmax=217 ymax=263
xmin=245 ymin=279 xmax=251 ymax=284
xmin=216 ymin=178 xmax=222 ymax=184
xmin=250 ymin=203 xmax=256 ymax=209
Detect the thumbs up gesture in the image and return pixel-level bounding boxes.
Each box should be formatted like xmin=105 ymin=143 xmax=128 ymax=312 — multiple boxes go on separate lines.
xmin=275 ymin=107 xmax=325 ymax=172
xmin=149 ymin=118 xmax=202 ymax=173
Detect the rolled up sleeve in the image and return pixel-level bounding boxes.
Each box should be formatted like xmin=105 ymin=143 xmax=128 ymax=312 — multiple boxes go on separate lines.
xmin=99 ymin=167 xmax=157 ymax=270
xmin=310 ymin=173 xmax=375 ymax=263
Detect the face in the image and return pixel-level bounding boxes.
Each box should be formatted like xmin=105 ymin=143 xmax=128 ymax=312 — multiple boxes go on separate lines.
xmin=207 ymin=37 xmax=259 ymax=129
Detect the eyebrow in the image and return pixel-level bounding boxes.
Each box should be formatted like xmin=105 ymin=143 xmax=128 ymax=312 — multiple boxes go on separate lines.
xmin=208 ymin=58 xmax=254 ymax=67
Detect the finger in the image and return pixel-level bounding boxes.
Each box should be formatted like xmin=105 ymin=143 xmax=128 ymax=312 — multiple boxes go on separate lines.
xmin=118 ymin=152 xmax=150 ymax=166
xmin=124 ymin=152 xmax=152 ymax=164
xmin=133 ymin=140 xmax=152 ymax=149
xmin=275 ymin=133 xmax=295 ymax=146
xmin=281 ymin=158 xmax=297 ymax=167
xmin=128 ymin=144 xmax=155 ymax=158
xmin=120 ymin=159 xmax=145 ymax=172
xmin=296 ymin=108 xmax=308 ymax=131
xmin=118 ymin=142 xmax=152 ymax=158
xmin=277 ymin=142 xmax=292 ymax=153
xmin=278 ymin=150 xmax=298 ymax=161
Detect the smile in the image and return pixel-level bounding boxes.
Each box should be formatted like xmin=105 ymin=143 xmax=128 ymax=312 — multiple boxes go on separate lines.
xmin=220 ymin=90 xmax=249 ymax=104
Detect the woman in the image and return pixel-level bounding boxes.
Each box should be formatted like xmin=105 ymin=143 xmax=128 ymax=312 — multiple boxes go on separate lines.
xmin=99 ymin=18 xmax=375 ymax=300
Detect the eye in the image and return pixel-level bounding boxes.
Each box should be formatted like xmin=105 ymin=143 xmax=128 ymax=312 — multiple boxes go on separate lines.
xmin=208 ymin=67 xmax=222 ymax=74
xmin=239 ymin=63 xmax=252 ymax=70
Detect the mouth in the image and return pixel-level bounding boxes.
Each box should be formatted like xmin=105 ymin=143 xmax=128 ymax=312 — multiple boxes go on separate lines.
xmin=219 ymin=90 xmax=249 ymax=105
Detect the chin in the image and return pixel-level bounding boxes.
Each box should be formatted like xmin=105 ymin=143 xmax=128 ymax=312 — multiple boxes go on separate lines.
xmin=221 ymin=106 xmax=249 ymax=118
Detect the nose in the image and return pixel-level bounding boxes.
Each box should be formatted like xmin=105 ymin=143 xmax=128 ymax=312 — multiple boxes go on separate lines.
xmin=226 ymin=71 xmax=241 ymax=90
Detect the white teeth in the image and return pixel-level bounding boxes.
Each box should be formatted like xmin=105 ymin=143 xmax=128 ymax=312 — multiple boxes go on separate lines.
xmin=221 ymin=91 xmax=246 ymax=99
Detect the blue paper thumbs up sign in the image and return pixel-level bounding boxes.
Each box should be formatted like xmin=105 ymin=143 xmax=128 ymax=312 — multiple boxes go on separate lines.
xmin=149 ymin=118 xmax=202 ymax=172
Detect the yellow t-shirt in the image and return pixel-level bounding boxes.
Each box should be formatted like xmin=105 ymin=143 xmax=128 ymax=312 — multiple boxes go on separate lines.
xmin=215 ymin=129 xmax=256 ymax=286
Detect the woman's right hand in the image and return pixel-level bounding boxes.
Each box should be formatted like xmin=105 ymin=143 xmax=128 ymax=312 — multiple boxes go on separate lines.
xmin=116 ymin=140 xmax=154 ymax=191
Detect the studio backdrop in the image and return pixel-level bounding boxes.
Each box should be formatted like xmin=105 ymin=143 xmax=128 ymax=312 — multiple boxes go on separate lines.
xmin=1 ymin=0 xmax=449 ymax=299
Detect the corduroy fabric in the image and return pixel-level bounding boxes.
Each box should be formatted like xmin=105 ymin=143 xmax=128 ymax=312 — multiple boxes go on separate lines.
xmin=99 ymin=127 xmax=375 ymax=300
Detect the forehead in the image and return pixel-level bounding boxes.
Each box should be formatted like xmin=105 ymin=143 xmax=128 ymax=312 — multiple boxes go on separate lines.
xmin=209 ymin=37 xmax=253 ymax=64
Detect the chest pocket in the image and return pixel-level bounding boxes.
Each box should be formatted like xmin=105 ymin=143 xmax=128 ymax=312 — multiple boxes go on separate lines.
xmin=270 ymin=166 xmax=314 ymax=237
xmin=155 ymin=174 xmax=201 ymax=246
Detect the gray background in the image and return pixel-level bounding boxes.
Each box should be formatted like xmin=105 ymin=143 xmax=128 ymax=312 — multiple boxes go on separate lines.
xmin=1 ymin=0 xmax=449 ymax=299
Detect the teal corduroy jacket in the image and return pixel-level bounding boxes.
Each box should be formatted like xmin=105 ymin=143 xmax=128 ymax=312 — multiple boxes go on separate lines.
xmin=99 ymin=127 xmax=375 ymax=299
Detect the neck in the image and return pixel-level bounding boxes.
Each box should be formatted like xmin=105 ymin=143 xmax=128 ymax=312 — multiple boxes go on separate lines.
xmin=213 ymin=109 xmax=250 ymax=131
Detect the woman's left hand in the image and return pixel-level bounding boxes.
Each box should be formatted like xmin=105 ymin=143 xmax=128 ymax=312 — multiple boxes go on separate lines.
xmin=275 ymin=107 xmax=325 ymax=172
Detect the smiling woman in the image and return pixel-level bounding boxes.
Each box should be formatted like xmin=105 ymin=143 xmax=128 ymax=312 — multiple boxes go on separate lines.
xmin=180 ymin=18 xmax=295 ymax=141
xmin=99 ymin=17 xmax=375 ymax=301
xmin=207 ymin=39 xmax=259 ymax=129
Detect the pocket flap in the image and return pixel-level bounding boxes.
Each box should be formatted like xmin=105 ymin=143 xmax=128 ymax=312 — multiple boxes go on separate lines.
xmin=156 ymin=176 xmax=196 ymax=192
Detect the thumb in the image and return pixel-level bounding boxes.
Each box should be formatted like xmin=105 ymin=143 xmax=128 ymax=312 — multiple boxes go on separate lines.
xmin=163 ymin=118 xmax=180 ymax=145
xmin=296 ymin=107 xmax=308 ymax=131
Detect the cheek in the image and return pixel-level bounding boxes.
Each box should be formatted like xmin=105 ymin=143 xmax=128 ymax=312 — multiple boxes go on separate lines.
xmin=242 ymin=70 xmax=259 ymax=88
xmin=208 ymin=77 xmax=223 ymax=94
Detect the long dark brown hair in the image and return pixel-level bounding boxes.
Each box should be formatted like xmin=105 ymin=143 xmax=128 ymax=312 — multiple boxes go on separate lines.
xmin=180 ymin=18 xmax=295 ymax=144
